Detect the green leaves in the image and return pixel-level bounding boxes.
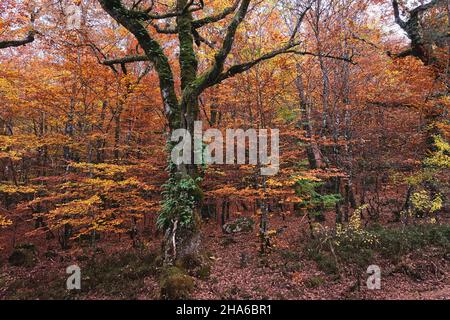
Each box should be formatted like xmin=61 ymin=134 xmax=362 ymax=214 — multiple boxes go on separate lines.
xmin=158 ymin=167 xmax=203 ymax=230
xmin=295 ymin=178 xmax=342 ymax=210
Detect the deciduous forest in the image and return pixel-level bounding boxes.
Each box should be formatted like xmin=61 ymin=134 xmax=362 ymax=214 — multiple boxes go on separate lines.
xmin=0 ymin=0 xmax=449 ymax=300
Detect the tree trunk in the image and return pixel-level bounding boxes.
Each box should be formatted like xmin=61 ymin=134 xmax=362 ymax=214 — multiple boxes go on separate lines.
xmin=296 ymin=64 xmax=326 ymax=169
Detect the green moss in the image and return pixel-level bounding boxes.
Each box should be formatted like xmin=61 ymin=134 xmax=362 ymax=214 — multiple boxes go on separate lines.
xmin=175 ymin=253 xmax=212 ymax=280
xmin=81 ymin=251 xmax=158 ymax=299
xmin=196 ymin=264 xmax=211 ymax=280
xmin=160 ymin=266 xmax=195 ymax=299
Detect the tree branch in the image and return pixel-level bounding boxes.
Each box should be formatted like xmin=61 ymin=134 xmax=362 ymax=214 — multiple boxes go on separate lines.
xmin=195 ymin=1 xmax=317 ymax=91
xmin=0 ymin=31 xmax=35 ymax=49
xmin=102 ymin=55 xmax=149 ymax=65
xmin=194 ymin=0 xmax=251 ymax=92
xmin=192 ymin=0 xmax=240 ymax=28
xmin=215 ymin=47 xmax=355 ymax=85
xmin=410 ymin=0 xmax=442 ymax=15
xmin=130 ymin=0 xmax=202 ymax=20
xmin=289 ymin=0 xmax=316 ymax=44
xmin=150 ymin=22 xmax=178 ymax=34
xmin=98 ymin=0 xmax=180 ymax=127
xmin=392 ymin=0 xmax=406 ymax=28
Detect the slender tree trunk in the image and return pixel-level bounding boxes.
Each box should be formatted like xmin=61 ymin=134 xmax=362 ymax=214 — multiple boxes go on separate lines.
xmin=296 ymin=64 xmax=325 ymax=169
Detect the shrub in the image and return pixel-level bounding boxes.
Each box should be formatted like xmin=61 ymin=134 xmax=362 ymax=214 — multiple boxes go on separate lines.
xmin=372 ymin=224 xmax=450 ymax=261
xmin=307 ymin=220 xmax=450 ymax=272
xmin=8 ymin=243 xmax=37 ymax=267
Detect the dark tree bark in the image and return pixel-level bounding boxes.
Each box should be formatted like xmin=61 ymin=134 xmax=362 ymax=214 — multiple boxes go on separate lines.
xmin=295 ymin=64 xmax=326 ymax=170
xmin=0 ymin=31 xmax=35 ymax=49
xmin=391 ymin=0 xmax=446 ymax=65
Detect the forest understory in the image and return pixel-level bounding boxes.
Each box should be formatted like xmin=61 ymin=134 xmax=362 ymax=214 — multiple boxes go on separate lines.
xmin=1 ymin=209 xmax=449 ymax=300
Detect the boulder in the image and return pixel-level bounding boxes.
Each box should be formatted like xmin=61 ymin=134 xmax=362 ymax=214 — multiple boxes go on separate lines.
xmin=160 ymin=266 xmax=194 ymax=300
xmin=223 ymin=217 xmax=255 ymax=234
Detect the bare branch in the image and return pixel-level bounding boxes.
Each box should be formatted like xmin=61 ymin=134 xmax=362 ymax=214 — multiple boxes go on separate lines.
xmin=102 ymin=55 xmax=150 ymax=65
xmin=215 ymin=46 xmax=355 ymax=85
xmin=198 ymin=0 xmax=251 ymax=88
xmin=98 ymin=0 xmax=179 ymax=124
xmin=133 ymin=0 xmax=203 ymax=20
xmin=192 ymin=0 xmax=240 ymax=28
xmin=0 ymin=31 xmax=35 ymax=49
xmin=392 ymin=0 xmax=406 ymax=28
xmin=289 ymin=0 xmax=316 ymax=44
xmin=410 ymin=0 xmax=442 ymax=15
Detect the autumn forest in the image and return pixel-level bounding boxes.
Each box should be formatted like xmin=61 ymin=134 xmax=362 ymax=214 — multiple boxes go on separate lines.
xmin=0 ymin=0 xmax=449 ymax=300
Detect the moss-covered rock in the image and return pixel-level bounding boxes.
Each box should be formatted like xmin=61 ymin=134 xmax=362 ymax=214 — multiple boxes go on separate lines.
xmin=160 ymin=266 xmax=195 ymax=300
xmin=223 ymin=217 xmax=255 ymax=234
xmin=175 ymin=253 xmax=212 ymax=280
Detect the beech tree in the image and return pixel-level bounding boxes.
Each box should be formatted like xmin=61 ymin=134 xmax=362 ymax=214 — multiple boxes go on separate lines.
xmin=96 ymin=0 xmax=334 ymax=264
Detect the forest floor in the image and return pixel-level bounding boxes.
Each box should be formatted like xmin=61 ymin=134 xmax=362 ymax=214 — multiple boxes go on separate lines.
xmin=192 ymin=214 xmax=449 ymax=300
xmin=0 ymin=213 xmax=449 ymax=300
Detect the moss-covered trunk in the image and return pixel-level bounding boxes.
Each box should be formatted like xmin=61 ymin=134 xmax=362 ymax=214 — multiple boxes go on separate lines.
xmin=161 ymin=0 xmax=202 ymax=265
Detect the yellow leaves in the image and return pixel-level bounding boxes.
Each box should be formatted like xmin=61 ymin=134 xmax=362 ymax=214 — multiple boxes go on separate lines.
xmin=0 ymin=150 xmax=22 ymax=161
xmin=432 ymin=135 xmax=450 ymax=152
xmin=50 ymin=195 xmax=102 ymax=218
xmin=0 ymin=214 xmax=13 ymax=228
xmin=411 ymin=190 xmax=443 ymax=214
xmin=291 ymin=174 xmax=322 ymax=183
xmin=423 ymin=135 xmax=450 ymax=169
xmin=425 ymin=152 xmax=450 ymax=168
xmin=0 ymin=184 xmax=36 ymax=194
xmin=82 ymin=177 xmax=157 ymax=192
xmin=69 ymin=162 xmax=131 ymax=177
xmin=333 ymin=204 xmax=379 ymax=248
xmin=42 ymin=160 xmax=155 ymax=239
xmin=83 ymin=195 xmax=102 ymax=206
xmin=0 ymin=134 xmax=70 ymax=162
xmin=431 ymin=195 xmax=443 ymax=213
xmin=343 ymin=205 xmax=367 ymax=232
xmin=0 ymin=76 xmax=20 ymax=101
xmin=266 ymin=178 xmax=284 ymax=188
xmin=267 ymin=173 xmax=322 ymax=190
xmin=82 ymin=178 xmax=117 ymax=190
